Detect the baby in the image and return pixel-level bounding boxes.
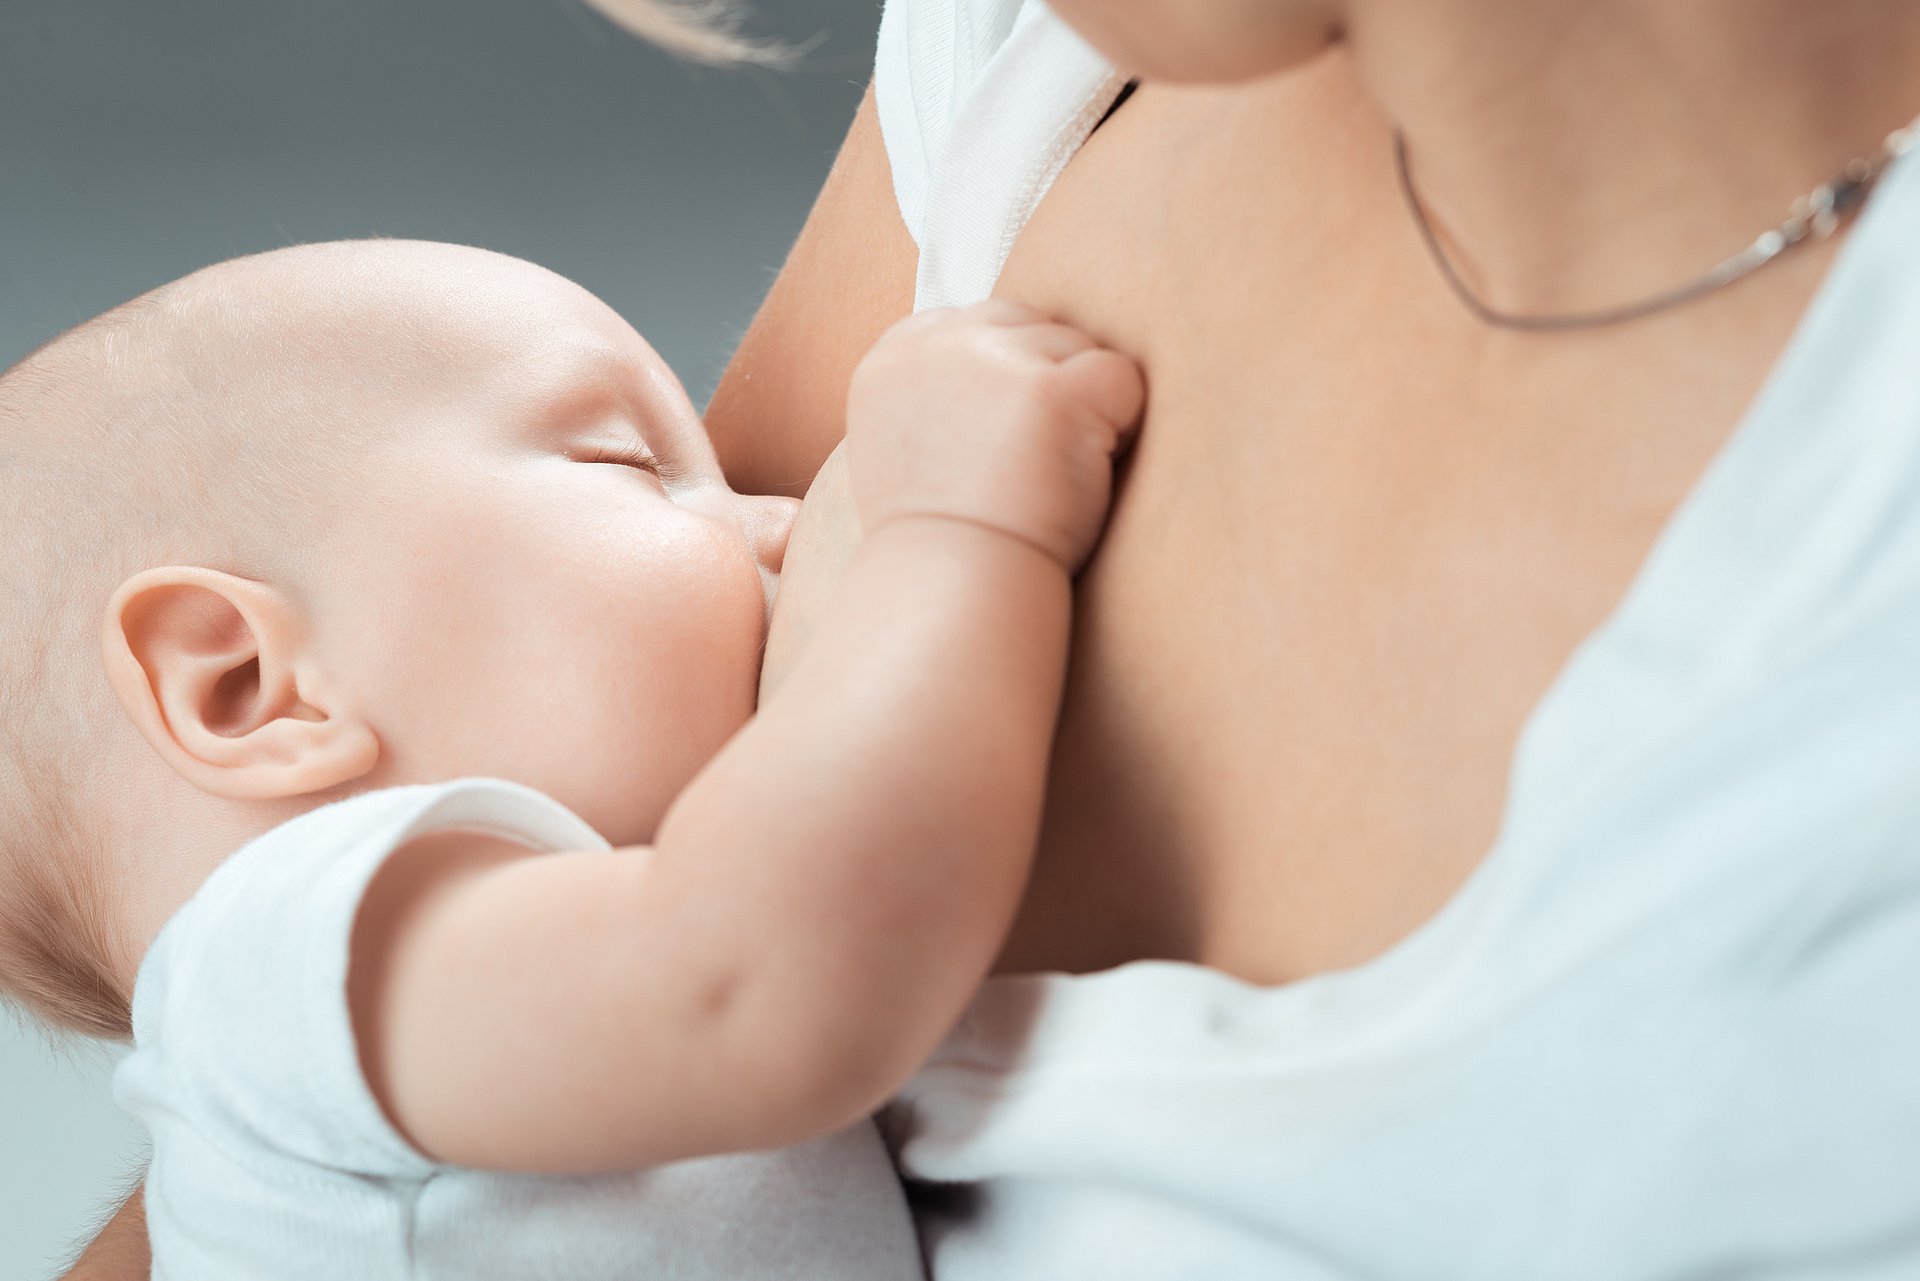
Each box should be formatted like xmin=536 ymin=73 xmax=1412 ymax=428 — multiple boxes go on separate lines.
xmin=0 ymin=239 xmax=1141 ymax=1277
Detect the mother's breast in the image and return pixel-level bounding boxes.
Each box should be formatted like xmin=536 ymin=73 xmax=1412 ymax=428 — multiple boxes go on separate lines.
xmin=760 ymin=55 xmax=1570 ymax=985
xmin=759 ymin=446 xmax=860 ymax=706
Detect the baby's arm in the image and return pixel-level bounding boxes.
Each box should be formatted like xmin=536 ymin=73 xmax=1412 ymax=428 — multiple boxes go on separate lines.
xmin=351 ymin=302 xmax=1143 ymax=1173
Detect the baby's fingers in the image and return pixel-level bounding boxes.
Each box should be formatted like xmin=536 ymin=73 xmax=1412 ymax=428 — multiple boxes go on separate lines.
xmin=1008 ymin=322 xmax=1101 ymax=363
xmin=1059 ymin=347 xmax=1147 ymax=442
xmin=967 ymin=297 xmax=1054 ymax=327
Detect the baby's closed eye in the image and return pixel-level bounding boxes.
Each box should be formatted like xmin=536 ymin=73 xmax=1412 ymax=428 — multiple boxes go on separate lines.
xmin=576 ymin=439 xmax=666 ymax=478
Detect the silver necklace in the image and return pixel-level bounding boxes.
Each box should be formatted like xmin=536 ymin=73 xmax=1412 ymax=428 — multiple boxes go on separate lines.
xmin=1395 ymin=114 xmax=1919 ymax=332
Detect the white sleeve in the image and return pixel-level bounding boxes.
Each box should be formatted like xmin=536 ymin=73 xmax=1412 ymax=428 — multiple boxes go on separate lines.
xmin=117 ymin=779 xmax=609 ymax=1181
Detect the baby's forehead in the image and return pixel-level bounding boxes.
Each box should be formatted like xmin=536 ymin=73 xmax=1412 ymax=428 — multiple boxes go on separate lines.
xmin=218 ymin=242 xmax=593 ymax=345
xmin=194 ymin=243 xmax=633 ymax=400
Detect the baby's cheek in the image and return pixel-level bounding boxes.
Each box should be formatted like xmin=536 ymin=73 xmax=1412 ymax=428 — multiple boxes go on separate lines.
xmin=644 ymin=522 xmax=767 ymax=735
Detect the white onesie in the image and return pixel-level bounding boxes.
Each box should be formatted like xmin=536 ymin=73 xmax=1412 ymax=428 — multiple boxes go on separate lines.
xmin=113 ymin=778 xmax=923 ymax=1280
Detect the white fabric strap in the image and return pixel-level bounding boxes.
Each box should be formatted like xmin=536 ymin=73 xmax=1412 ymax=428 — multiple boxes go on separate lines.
xmin=876 ymin=0 xmax=1122 ymax=310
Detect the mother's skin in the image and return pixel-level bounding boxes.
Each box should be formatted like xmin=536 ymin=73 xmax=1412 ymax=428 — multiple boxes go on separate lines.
xmin=733 ymin=2 xmax=1920 ymax=986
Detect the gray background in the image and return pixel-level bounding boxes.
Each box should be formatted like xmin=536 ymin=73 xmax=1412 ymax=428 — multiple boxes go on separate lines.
xmin=0 ymin=0 xmax=878 ymax=1273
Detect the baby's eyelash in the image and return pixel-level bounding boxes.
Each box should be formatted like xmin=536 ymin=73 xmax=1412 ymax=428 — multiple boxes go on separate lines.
xmin=580 ymin=441 xmax=665 ymax=476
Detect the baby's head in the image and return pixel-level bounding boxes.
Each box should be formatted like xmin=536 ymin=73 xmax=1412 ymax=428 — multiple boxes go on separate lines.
xmin=0 ymin=240 xmax=796 ymax=1038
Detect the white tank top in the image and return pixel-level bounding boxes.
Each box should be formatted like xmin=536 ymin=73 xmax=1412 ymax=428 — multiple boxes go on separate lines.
xmin=874 ymin=4 xmax=1920 ymax=1278
xmin=874 ymin=0 xmax=1120 ymax=310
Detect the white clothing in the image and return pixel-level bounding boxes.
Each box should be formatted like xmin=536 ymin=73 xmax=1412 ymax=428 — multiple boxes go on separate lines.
xmin=873 ymin=3 xmax=1920 ymax=1278
xmin=114 ymin=779 xmax=922 ymax=1281
xmin=874 ymin=0 xmax=1120 ymax=310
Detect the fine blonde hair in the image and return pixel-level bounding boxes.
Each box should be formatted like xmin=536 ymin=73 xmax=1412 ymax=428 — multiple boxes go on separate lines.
xmin=0 ymin=258 xmax=370 ymax=1043
xmin=579 ymin=0 xmax=788 ymax=65
xmin=0 ymin=303 xmax=159 ymax=1043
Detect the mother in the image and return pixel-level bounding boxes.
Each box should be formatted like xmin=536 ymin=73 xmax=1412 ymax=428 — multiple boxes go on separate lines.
xmin=71 ymin=0 xmax=1920 ymax=1275
xmin=736 ymin=0 xmax=1920 ymax=1274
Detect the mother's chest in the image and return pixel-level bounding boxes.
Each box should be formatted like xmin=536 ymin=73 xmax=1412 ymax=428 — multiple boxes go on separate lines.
xmin=984 ymin=72 xmax=1773 ymax=982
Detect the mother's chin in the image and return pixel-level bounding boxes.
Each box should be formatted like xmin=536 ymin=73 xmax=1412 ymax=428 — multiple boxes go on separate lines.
xmin=758 ymin=444 xmax=862 ymax=704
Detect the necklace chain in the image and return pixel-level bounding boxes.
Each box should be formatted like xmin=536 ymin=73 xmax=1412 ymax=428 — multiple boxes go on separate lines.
xmin=1395 ymin=114 xmax=1920 ymax=332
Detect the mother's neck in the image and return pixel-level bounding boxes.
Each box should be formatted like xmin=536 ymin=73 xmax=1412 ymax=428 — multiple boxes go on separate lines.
xmin=1344 ymin=0 xmax=1920 ymax=315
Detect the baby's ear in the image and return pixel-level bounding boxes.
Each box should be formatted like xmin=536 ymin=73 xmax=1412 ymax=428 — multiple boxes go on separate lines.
xmin=101 ymin=567 xmax=379 ymax=800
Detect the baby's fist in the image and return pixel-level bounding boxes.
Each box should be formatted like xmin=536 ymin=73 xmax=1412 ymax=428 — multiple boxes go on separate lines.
xmin=847 ymin=301 xmax=1145 ymax=573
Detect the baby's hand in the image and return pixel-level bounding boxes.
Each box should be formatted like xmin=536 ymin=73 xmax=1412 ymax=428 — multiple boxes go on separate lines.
xmin=847 ymin=300 xmax=1145 ymax=572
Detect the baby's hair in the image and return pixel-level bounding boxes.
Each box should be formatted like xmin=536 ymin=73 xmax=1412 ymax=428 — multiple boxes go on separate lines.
xmin=579 ymin=0 xmax=790 ymax=65
xmin=0 ymin=299 xmax=165 ymax=1042
xmin=0 ymin=255 xmax=368 ymax=1042
xmin=0 ymin=742 xmax=126 ymax=1041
